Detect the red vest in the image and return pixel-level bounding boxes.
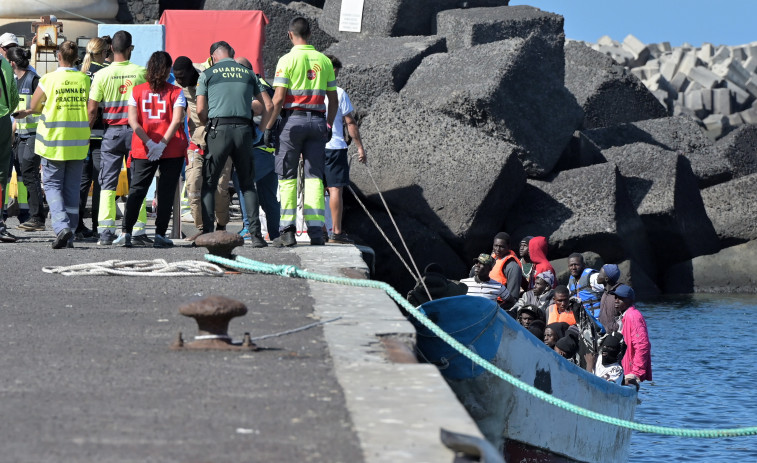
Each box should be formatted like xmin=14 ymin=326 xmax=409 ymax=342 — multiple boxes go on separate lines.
xmin=130 ymin=82 xmax=188 ymax=160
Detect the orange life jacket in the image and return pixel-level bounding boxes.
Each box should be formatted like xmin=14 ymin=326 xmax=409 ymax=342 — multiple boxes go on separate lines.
xmin=547 ymin=303 xmax=576 ymax=325
xmin=489 ymin=250 xmax=522 ymax=287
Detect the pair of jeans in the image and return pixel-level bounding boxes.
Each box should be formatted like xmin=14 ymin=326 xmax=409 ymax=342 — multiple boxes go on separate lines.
xmin=41 ymin=158 xmax=84 ymax=235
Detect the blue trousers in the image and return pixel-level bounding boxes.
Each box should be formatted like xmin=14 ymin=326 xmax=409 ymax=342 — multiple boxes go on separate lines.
xmin=41 ymin=158 xmax=84 ymax=235
xmin=233 ymin=147 xmax=280 ymax=239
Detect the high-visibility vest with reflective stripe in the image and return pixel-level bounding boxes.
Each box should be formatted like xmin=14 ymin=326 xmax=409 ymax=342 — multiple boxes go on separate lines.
xmin=35 ymin=69 xmax=91 ymax=161
xmin=273 ymin=45 xmax=336 ymax=112
xmin=15 ymin=70 xmax=39 ymax=136
xmin=89 ymin=60 xmax=146 ymax=125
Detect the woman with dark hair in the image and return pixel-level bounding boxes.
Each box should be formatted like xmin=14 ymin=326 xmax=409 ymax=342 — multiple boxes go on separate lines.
xmin=118 ymin=51 xmax=187 ymax=248
xmin=8 ymin=46 xmax=45 ymax=232
xmin=15 ymin=41 xmax=91 ymax=249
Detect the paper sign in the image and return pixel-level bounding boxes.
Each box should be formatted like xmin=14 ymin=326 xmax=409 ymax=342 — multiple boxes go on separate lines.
xmin=339 ymin=0 xmax=365 ymax=33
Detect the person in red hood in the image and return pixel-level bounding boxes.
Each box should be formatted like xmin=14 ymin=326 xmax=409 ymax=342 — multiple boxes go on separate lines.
xmin=527 ymin=236 xmax=556 ymax=288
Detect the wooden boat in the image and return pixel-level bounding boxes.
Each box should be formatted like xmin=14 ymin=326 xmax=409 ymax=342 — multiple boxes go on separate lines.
xmin=413 ymin=295 xmax=637 ymax=463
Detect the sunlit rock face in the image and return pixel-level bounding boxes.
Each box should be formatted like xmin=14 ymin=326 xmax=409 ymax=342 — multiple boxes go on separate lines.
xmin=0 ymin=0 xmax=118 ymax=19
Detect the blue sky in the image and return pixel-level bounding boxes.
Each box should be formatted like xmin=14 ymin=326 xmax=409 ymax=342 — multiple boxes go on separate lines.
xmin=510 ymin=0 xmax=755 ymax=47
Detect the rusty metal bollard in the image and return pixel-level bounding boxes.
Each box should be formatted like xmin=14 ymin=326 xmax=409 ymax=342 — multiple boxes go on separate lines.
xmin=195 ymin=231 xmax=244 ymax=258
xmin=172 ymin=295 xmax=258 ymax=351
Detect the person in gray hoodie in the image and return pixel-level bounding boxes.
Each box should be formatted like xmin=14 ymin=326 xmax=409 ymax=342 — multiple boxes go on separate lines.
xmin=511 ymin=271 xmax=555 ymax=319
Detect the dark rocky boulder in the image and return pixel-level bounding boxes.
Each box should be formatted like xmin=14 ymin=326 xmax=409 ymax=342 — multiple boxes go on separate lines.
xmin=564 ymin=41 xmax=667 ymax=130
xmin=580 ymin=116 xmax=732 ymax=188
xmin=663 ymin=240 xmax=757 ymax=294
xmin=402 ymin=36 xmax=582 ymax=178
xmin=701 ymin=173 xmax=757 ymax=247
xmin=617 ymin=260 xmax=660 ymax=298
xmin=204 ymin=0 xmax=336 ymax=80
xmin=323 ymin=36 xmax=446 ymax=119
xmin=602 ymin=145 xmax=720 ymax=264
xmin=349 ymin=93 xmax=526 ymax=258
xmin=435 ymin=5 xmax=564 ymax=52
xmin=320 ymin=0 xmax=509 ymax=40
xmin=714 ymin=123 xmax=757 ymax=178
xmin=505 ymin=163 xmax=656 ymax=277
xmin=343 ymin=206 xmax=467 ymax=295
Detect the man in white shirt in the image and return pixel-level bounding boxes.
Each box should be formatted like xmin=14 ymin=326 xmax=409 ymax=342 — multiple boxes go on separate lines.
xmin=324 ymin=55 xmax=366 ymax=244
xmin=461 ymin=254 xmax=511 ymax=307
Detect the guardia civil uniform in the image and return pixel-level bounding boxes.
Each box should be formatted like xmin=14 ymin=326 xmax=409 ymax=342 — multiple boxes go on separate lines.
xmin=88 ymin=59 xmax=146 ymax=244
xmin=273 ymin=44 xmax=336 ymax=241
xmin=35 ymin=67 xmax=91 ymax=245
xmin=196 ymin=57 xmax=266 ymax=243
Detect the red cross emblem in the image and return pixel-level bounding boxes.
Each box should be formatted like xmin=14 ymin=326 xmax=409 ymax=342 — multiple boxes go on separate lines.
xmin=142 ymin=93 xmax=166 ymax=119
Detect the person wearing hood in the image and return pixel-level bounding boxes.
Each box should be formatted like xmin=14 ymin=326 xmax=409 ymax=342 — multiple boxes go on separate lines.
xmin=488 ymin=232 xmax=522 ymax=307
xmin=554 ymin=332 xmax=579 ymax=365
xmin=598 ymin=264 xmax=623 ymax=333
xmin=526 ymin=236 xmax=555 ymax=289
xmin=512 ymin=271 xmax=555 ymax=315
xmin=406 ymin=263 xmax=468 ymax=307
xmin=591 ymin=331 xmax=625 ymax=385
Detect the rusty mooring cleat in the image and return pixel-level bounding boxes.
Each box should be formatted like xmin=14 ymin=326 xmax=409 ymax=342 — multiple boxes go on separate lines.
xmin=173 ymin=296 xmax=258 ymax=351
xmin=195 ymin=231 xmax=244 ymax=258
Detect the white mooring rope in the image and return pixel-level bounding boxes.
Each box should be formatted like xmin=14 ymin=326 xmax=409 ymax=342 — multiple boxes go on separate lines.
xmin=42 ymin=259 xmax=225 ymax=277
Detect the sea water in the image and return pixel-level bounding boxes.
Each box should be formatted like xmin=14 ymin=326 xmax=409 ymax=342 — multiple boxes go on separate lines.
xmin=629 ymin=294 xmax=757 ymax=462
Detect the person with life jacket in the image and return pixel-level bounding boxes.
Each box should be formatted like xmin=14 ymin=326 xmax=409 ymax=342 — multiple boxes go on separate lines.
xmin=526 ymin=236 xmax=556 ymax=289
xmin=567 ymin=253 xmax=603 ymax=317
xmin=489 ymin=232 xmax=522 ymax=308
xmin=7 ymin=47 xmax=44 ymax=232
xmin=116 ymin=51 xmax=188 ymax=248
xmin=15 ymin=41 xmax=91 ymax=249
xmin=75 ymin=37 xmax=108 ymax=240
xmin=87 ymin=30 xmax=148 ymax=246
xmin=546 ymin=285 xmax=576 ymax=325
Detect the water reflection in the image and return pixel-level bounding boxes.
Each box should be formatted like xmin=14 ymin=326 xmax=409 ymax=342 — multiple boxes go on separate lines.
xmin=629 ymin=294 xmax=757 ymax=461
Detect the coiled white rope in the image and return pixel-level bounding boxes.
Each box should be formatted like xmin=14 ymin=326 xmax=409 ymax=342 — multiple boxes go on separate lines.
xmin=42 ymin=259 xmax=225 ymax=277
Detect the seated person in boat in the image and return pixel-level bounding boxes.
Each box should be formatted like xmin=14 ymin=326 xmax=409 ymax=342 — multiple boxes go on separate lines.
xmin=546 ymin=286 xmax=577 ymax=325
xmin=527 ymin=319 xmax=545 ymax=341
xmin=591 ymin=331 xmax=625 ymax=385
xmin=460 ymin=254 xmax=513 ymax=308
xmin=544 ymin=321 xmax=570 ymax=348
xmin=516 ymin=305 xmax=544 ymax=329
xmin=512 ymin=271 xmax=555 ymax=315
xmin=554 ymin=331 xmax=580 ymax=365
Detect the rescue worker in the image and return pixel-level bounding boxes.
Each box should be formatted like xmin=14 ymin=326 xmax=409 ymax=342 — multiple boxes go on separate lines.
xmin=76 ymin=37 xmax=108 ymax=240
xmin=567 ymin=253 xmax=603 ymax=317
xmin=264 ymin=17 xmax=338 ymax=246
xmin=87 ymin=30 xmax=148 ymax=246
xmin=0 ymin=43 xmax=19 ymax=242
xmin=15 ymin=41 xmax=90 ymax=249
xmin=119 ymin=51 xmax=187 ymax=248
xmin=172 ymin=55 xmax=234 ymax=239
xmin=196 ymin=41 xmax=272 ymax=247
xmin=8 ymin=47 xmax=45 ymax=231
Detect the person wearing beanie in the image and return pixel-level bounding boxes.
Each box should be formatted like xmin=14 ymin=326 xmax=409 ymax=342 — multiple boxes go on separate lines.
xmin=612 ymin=284 xmax=652 ymax=389
xmin=544 ymin=321 xmax=570 ymax=348
xmin=512 ymin=270 xmax=554 ymax=317
xmin=527 ymin=319 xmax=545 ymax=342
xmin=598 ymin=264 xmax=623 ymax=332
xmin=555 ymin=333 xmax=579 ymax=364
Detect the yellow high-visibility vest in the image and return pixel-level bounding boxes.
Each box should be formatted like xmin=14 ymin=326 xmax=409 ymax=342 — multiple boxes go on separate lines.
xmin=35 ymin=69 xmax=91 ymax=161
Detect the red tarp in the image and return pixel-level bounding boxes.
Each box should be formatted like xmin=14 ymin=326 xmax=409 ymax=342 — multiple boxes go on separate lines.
xmin=159 ymin=10 xmax=268 ymax=77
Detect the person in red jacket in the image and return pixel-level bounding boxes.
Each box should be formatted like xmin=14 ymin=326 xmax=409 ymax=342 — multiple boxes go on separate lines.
xmin=527 ymin=236 xmax=556 ymax=289
xmin=614 ymin=284 xmax=652 ymax=389
xmin=118 ymin=51 xmax=188 ymax=248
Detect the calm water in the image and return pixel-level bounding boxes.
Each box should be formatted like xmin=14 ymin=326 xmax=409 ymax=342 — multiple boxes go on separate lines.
xmin=629 ymin=294 xmax=757 ymax=462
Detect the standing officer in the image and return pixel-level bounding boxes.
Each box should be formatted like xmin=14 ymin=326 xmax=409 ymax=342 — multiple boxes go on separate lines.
xmin=196 ymin=41 xmax=272 ymax=247
xmin=87 ymin=30 xmax=148 ymax=246
xmin=264 ymin=16 xmax=337 ymax=246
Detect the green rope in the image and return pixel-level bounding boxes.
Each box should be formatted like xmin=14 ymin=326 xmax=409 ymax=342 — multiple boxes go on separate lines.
xmin=206 ymin=253 xmax=757 ymax=439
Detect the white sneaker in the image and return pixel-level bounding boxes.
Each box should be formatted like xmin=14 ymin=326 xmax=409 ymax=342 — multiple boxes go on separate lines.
xmin=113 ymin=233 xmax=132 ymax=247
